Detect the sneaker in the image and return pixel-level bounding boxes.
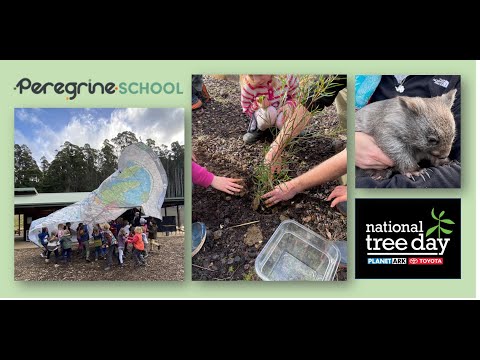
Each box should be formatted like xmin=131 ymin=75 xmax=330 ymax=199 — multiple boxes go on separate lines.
xmin=243 ymin=129 xmax=265 ymax=144
xmin=86 ymin=259 xmax=91 ymax=263
xmin=201 ymin=84 xmax=211 ymax=103
xmin=192 ymin=99 xmax=203 ymax=110
xmin=54 ymin=264 xmax=60 ymax=268
xmin=40 ymin=252 xmax=45 ymax=258
xmin=104 ymin=267 xmax=111 ymax=271
xmin=242 ymin=113 xmax=265 ymax=144
xmin=45 ymin=259 xmax=49 ymax=263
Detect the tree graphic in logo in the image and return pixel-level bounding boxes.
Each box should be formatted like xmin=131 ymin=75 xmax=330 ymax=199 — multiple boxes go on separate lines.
xmin=426 ymin=208 xmax=455 ymax=238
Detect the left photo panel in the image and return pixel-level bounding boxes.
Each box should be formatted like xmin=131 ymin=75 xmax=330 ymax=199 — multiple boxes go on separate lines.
xmin=14 ymin=108 xmax=185 ymax=281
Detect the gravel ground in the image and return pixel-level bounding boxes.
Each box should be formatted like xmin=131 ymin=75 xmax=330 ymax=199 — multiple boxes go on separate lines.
xmin=14 ymin=236 xmax=184 ymax=281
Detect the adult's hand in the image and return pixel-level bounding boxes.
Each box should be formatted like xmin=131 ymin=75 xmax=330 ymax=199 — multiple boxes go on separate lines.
xmin=327 ymin=185 xmax=347 ymax=208
xmin=355 ymin=132 xmax=394 ymax=169
xmin=262 ymin=179 xmax=299 ymax=207
xmin=211 ymin=176 xmax=243 ymax=195
xmin=264 ymin=145 xmax=283 ymax=176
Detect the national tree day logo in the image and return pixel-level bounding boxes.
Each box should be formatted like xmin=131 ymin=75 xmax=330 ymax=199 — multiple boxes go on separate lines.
xmin=364 ymin=208 xmax=454 ymax=256
xmin=356 ymin=198 xmax=460 ymax=279
xmin=426 ymin=208 xmax=455 ymax=238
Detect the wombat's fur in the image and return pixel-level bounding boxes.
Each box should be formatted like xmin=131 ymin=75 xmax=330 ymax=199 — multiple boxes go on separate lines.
xmin=356 ymin=89 xmax=457 ymax=179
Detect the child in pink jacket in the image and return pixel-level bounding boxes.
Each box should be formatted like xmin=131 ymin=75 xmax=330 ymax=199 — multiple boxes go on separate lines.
xmin=192 ymin=162 xmax=243 ymax=195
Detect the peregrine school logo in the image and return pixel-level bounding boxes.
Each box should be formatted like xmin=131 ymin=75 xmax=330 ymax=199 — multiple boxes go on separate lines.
xmin=356 ymin=199 xmax=461 ymax=279
xmin=14 ymin=78 xmax=184 ymax=101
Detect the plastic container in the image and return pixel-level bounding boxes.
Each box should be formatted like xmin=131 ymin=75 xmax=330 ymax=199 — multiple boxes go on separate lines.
xmin=255 ymin=220 xmax=341 ymax=281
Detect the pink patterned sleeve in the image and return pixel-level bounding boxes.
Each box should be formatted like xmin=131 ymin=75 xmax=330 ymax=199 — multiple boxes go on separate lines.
xmin=241 ymin=83 xmax=258 ymax=117
xmin=192 ymin=161 xmax=214 ymax=188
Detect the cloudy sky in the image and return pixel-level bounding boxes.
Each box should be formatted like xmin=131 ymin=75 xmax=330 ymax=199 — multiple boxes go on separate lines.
xmin=14 ymin=108 xmax=184 ymax=164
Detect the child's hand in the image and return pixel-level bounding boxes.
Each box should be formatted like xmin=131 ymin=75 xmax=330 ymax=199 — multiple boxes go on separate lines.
xmin=257 ymin=95 xmax=270 ymax=109
xmin=211 ymin=176 xmax=244 ymax=195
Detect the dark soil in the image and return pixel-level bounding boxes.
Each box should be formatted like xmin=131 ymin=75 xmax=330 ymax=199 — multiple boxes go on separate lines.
xmin=192 ymin=75 xmax=347 ymax=281
xmin=15 ymin=236 xmax=184 ymax=281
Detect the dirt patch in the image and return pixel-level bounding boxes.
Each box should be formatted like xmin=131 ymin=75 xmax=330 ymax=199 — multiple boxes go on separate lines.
xmin=14 ymin=236 xmax=184 ymax=281
xmin=192 ymin=76 xmax=347 ymax=281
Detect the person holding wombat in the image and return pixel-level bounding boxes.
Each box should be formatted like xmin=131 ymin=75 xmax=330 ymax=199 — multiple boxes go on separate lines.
xmin=355 ymin=75 xmax=461 ymax=188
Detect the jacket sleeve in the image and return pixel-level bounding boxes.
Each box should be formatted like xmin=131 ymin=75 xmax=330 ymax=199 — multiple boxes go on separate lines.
xmin=192 ymin=161 xmax=214 ymax=188
xmin=355 ymin=161 xmax=461 ymax=188
xmin=241 ymin=83 xmax=258 ymax=117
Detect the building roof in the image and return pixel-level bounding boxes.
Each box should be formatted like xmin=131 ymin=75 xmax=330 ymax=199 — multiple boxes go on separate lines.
xmin=15 ymin=192 xmax=90 ymax=207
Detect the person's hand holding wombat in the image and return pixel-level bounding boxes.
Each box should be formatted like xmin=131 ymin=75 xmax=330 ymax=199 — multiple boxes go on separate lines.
xmin=355 ymin=132 xmax=395 ymax=170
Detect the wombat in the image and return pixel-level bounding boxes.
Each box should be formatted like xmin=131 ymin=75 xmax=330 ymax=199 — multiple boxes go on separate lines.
xmin=356 ymin=89 xmax=457 ymax=179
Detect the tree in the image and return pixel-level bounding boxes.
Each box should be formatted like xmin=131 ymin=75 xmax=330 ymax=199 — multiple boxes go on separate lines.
xmin=40 ymin=156 xmax=50 ymax=173
xmin=99 ymin=139 xmax=118 ymax=181
xmin=14 ymin=144 xmax=42 ymax=188
xmin=82 ymin=143 xmax=100 ymax=189
xmin=43 ymin=141 xmax=87 ymax=192
xmin=111 ymin=131 xmax=138 ymax=153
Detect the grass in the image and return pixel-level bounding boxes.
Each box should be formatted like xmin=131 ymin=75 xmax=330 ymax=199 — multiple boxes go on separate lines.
xmin=243 ymin=270 xmax=255 ymax=281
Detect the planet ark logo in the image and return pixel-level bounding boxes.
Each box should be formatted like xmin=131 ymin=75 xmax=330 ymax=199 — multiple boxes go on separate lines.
xmin=14 ymin=78 xmax=183 ymax=101
xmin=366 ymin=209 xmax=454 ymax=265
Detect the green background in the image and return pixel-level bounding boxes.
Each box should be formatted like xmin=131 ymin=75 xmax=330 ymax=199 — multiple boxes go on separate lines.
xmin=0 ymin=60 xmax=475 ymax=298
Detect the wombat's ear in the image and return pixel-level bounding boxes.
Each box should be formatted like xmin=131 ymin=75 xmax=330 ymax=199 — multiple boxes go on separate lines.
xmin=441 ymin=89 xmax=457 ymax=108
xmin=398 ymin=96 xmax=425 ymax=114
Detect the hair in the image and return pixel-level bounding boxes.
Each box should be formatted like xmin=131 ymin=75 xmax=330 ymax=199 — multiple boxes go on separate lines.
xmin=92 ymin=227 xmax=99 ymax=233
xmin=134 ymin=226 xmax=143 ymax=234
xmin=58 ymin=223 xmax=64 ymax=229
xmin=240 ymin=74 xmax=281 ymax=88
xmin=102 ymin=223 xmax=110 ymax=230
xmin=51 ymin=230 xmax=58 ymax=236
xmin=41 ymin=227 xmax=48 ymax=232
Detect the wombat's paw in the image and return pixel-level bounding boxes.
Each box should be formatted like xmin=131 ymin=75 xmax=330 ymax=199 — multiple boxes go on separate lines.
xmin=403 ymin=168 xmax=430 ymax=182
xmin=369 ymin=168 xmax=393 ymax=180
xmin=436 ymin=157 xmax=452 ymax=166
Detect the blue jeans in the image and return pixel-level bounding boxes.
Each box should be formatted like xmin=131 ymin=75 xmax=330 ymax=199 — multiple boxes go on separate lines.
xmin=63 ymin=248 xmax=72 ymax=262
xmin=95 ymin=246 xmax=103 ymax=260
xmin=105 ymin=246 xmax=115 ymax=267
xmin=133 ymin=248 xmax=145 ymax=266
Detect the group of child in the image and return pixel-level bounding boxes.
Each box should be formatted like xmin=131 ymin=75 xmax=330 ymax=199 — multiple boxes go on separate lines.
xmin=38 ymin=217 xmax=159 ymax=271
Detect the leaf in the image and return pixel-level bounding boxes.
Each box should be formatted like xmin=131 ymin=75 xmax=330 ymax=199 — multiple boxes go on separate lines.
xmin=425 ymin=226 xmax=438 ymax=237
xmin=431 ymin=208 xmax=438 ymax=220
xmin=440 ymin=228 xmax=452 ymax=235
xmin=439 ymin=211 xmax=445 ymax=219
xmin=440 ymin=219 xmax=455 ymax=225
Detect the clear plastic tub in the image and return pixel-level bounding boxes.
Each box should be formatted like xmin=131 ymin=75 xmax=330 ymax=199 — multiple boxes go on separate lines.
xmin=255 ymin=220 xmax=341 ymax=281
